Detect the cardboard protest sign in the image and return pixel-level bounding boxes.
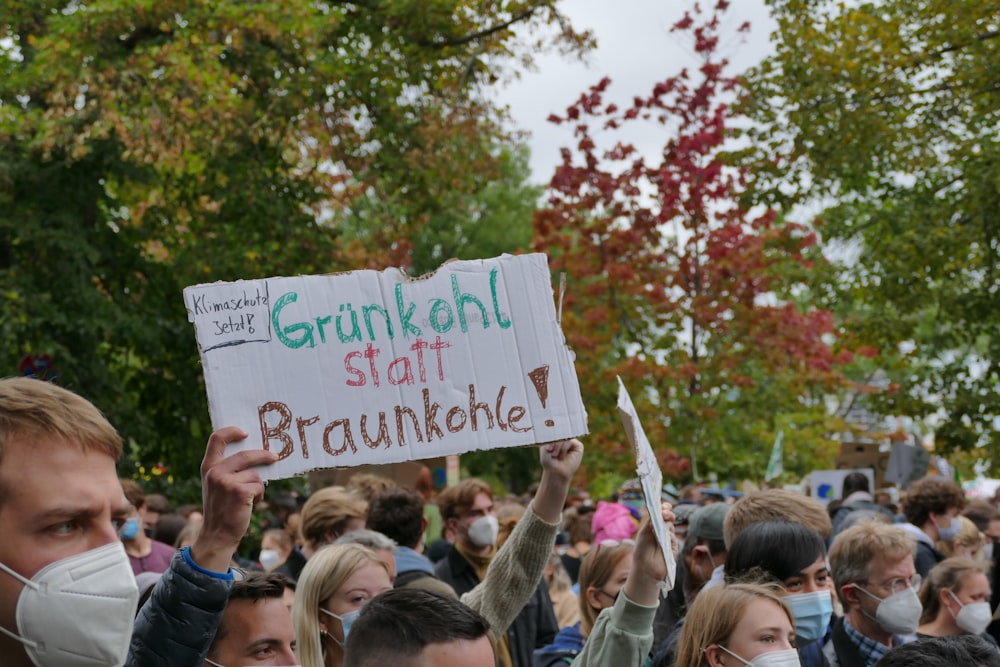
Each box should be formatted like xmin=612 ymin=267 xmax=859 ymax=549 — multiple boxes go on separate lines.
xmin=809 ymin=469 xmax=875 ymax=507
xmin=616 ymin=378 xmax=675 ymax=591
xmin=184 ymin=254 xmax=588 ymax=480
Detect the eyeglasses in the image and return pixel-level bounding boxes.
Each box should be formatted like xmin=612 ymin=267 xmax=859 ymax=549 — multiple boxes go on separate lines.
xmin=864 ymin=573 xmax=921 ymax=594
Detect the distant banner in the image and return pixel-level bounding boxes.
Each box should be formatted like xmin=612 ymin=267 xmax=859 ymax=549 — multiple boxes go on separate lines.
xmin=184 ymin=254 xmax=588 ymax=480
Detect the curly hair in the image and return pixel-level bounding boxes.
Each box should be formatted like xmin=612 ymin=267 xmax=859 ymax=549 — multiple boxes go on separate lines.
xmin=902 ymin=476 xmax=967 ymax=527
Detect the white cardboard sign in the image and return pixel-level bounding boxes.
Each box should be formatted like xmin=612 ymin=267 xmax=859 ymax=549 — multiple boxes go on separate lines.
xmin=183 ymin=254 xmax=588 ymax=480
xmin=616 ymin=377 xmax=675 ymax=591
xmin=809 ymin=469 xmax=875 ymax=507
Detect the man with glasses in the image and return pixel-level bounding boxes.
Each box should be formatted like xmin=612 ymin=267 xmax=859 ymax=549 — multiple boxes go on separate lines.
xmin=825 ymin=520 xmax=921 ymax=667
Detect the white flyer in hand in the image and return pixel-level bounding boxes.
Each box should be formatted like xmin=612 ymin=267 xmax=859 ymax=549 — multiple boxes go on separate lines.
xmin=616 ymin=377 xmax=675 ymax=590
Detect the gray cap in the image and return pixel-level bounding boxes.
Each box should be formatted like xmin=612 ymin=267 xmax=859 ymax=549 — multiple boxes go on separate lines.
xmin=687 ymin=502 xmax=730 ymax=542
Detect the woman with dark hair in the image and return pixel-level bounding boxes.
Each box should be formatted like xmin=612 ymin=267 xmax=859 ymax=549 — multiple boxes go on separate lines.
xmin=725 ymin=521 xmax=835 ymax=667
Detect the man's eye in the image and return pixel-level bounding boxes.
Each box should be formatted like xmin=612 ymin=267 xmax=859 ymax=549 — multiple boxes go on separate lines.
xmin=48 ymin=521 xmax=77 ymax=535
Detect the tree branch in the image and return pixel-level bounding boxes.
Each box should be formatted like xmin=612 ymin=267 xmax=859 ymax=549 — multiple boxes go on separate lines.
xmin=416 ymin=5 xmax=539 ymax=48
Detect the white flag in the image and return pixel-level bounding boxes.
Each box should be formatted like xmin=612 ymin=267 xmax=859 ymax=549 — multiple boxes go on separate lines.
xmin=765 ymin=430 xmax=784 ymax=482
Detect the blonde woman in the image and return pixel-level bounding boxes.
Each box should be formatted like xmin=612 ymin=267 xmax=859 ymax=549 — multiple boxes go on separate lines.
xmin=917 ymin=557 xmax=996 ymax=644
xmin=293 ymin=543 xmax=393 ymax=667
xmin=675 ymin=582 xmax=799 ymax=667
xmin=936 ymin=516 xmax=986 ymax=560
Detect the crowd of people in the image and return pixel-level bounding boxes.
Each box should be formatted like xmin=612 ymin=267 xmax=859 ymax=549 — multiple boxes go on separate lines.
xmin=3 ymin=376 xmax=1000 ymax=667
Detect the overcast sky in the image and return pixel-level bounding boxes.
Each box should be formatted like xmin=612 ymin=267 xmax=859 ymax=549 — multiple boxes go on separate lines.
xmin=498 ymin=0 xmax=777 ymax=184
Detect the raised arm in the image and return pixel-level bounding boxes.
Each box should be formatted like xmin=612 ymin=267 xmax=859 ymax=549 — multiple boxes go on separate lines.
xmin=128 ymin=427 xmax=277 ymax=667
xmin=461 ymin=438 xmax=583 ymax=633
xmin=571 ymin=502 xmax=675 ymax=667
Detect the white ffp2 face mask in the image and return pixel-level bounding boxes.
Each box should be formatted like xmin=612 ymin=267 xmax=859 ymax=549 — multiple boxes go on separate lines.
xmin=716 ymin=645 xmax=801 ymax=667
xmin=467 ymin=515 xmax=499 ymax=547
xmin=0 ymin=541 xmax=139 ymax=667
xmin=948 ymin=590 xmax=993 ymax=635
xmin=857 ymin=584 xmax=922 ymax=635
xmin=258 ymin=549 xmax=281 ymax=571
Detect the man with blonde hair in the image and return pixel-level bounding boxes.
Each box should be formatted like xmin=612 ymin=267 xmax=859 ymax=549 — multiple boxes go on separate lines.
xmin=824 ymin=520 xmax=920 ymax=666
xmin=0 ymin=377 xmax=276 ymax=667
xmin=275 ymin=485 xmax=368 ymax=583
xmin=723 ymin=488 xmax=833 ymax=549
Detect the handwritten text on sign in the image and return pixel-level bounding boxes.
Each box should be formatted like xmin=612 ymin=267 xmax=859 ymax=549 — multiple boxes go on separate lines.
xmin=184 ymin=254 xmax=588 ymax=480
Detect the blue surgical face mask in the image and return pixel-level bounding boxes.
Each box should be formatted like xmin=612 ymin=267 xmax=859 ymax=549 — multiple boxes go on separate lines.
xmin=784 ymin=590 xmax=833 ymax=644
xmin=320 ymin=606 xmax=362 ymax=647
xmin=119 ymin=517 xmax=140 ymax=540
xmin=937 ymin=516 xmax=961 ymax=542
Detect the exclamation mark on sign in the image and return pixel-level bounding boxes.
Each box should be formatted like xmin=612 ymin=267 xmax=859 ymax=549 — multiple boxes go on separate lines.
xmin=528 ymin=365 xmax=554 ymax=427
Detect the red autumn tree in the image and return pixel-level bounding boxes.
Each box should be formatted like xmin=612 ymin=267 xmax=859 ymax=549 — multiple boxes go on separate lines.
xmin=533 ymin=0 xmax=855 ymax=487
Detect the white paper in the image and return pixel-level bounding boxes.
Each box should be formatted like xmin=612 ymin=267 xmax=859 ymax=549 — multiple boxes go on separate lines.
xmin=616 ymin=377 xmax=675 ymax=590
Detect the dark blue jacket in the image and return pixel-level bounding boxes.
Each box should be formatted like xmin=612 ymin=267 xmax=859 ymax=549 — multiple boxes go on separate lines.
xmin=128 ymin=549 xmax=233 ymax=667
xmin=533 ymin=623 xmax=585 ymax=667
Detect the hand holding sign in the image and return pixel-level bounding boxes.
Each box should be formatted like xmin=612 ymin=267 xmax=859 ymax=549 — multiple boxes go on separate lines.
xmin=616 ymin=377 xmax=675 ymax=591
xmin=189 ymin=427 xmax=278 ymax=573
xmin=625 ymin=501 xmax=677 ymax=606
xmin=532 ymin=438 xmax=584 ymax=524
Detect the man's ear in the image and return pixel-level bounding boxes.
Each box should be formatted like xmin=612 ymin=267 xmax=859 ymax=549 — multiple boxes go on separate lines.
xmin=840 ymin=583 xmax=860 ymax=609
xmin=421 ymin=515 xmax=428 ymax=532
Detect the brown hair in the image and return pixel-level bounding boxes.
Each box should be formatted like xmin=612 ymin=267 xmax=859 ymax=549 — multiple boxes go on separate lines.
xmin=828 ymin=519 xmax=916 ymax=606
xmin=262 ymin=527 xmax=293 ymax=551
xmin=345 ymin=473 xmax=398 ymax=504
xmin=437 ymin=479 xmax=494 ymax=523
xmin=299 ymin=486 xmax=368 ymax=552
xmin=578 ymin=541 xmax=633 ymax=636
xmin=903 ymin=477 xmax=967 ymax=527
xmin=120 ymin=478 xmax=146 ymax=509
xmin=563 ymin=508 xmax=594 ymax=546
xmin=675 ymin=582 xmax=792 ymax=667
xmin=0 ymin=378 xmax=122 ymax=505
xmin=723 ymin=489 xmax=832 ymax=548
xmin=963 ymin=499 xmax=1000 ymax=532
xmin=0 ymin=377 xmax=122 ymax=463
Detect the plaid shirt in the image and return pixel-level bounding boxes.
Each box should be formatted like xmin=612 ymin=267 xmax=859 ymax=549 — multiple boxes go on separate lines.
xmin=842 ymin=616 xmax=893 ymax=667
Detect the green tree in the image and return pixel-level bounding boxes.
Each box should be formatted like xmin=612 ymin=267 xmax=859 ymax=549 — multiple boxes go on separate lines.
xmin=739 ymin=0 xmax=1000 ymax=461
xmin=0 ymin=0 xmax=588 ymax=478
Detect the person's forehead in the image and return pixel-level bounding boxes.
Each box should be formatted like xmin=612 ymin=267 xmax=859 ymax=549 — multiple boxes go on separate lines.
xmin=339 ymin=562 xmax=392 ymax=593
xmin=220 ymin=598 xmax=295 ymax=651
xmin=0 ymin=436 xmax=123 ymax=510
xmin=958 ymin=570 xmax=990 ymax=593
xmin=731 ymin=598 xmax=792 ymax=637
xmin=869 ymin=555 xmax=914 ymax=579
xmin=415 ymin=636 xmax=494 ymax=667
xmin=469 ymin=493 xmax=493 ymax=510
